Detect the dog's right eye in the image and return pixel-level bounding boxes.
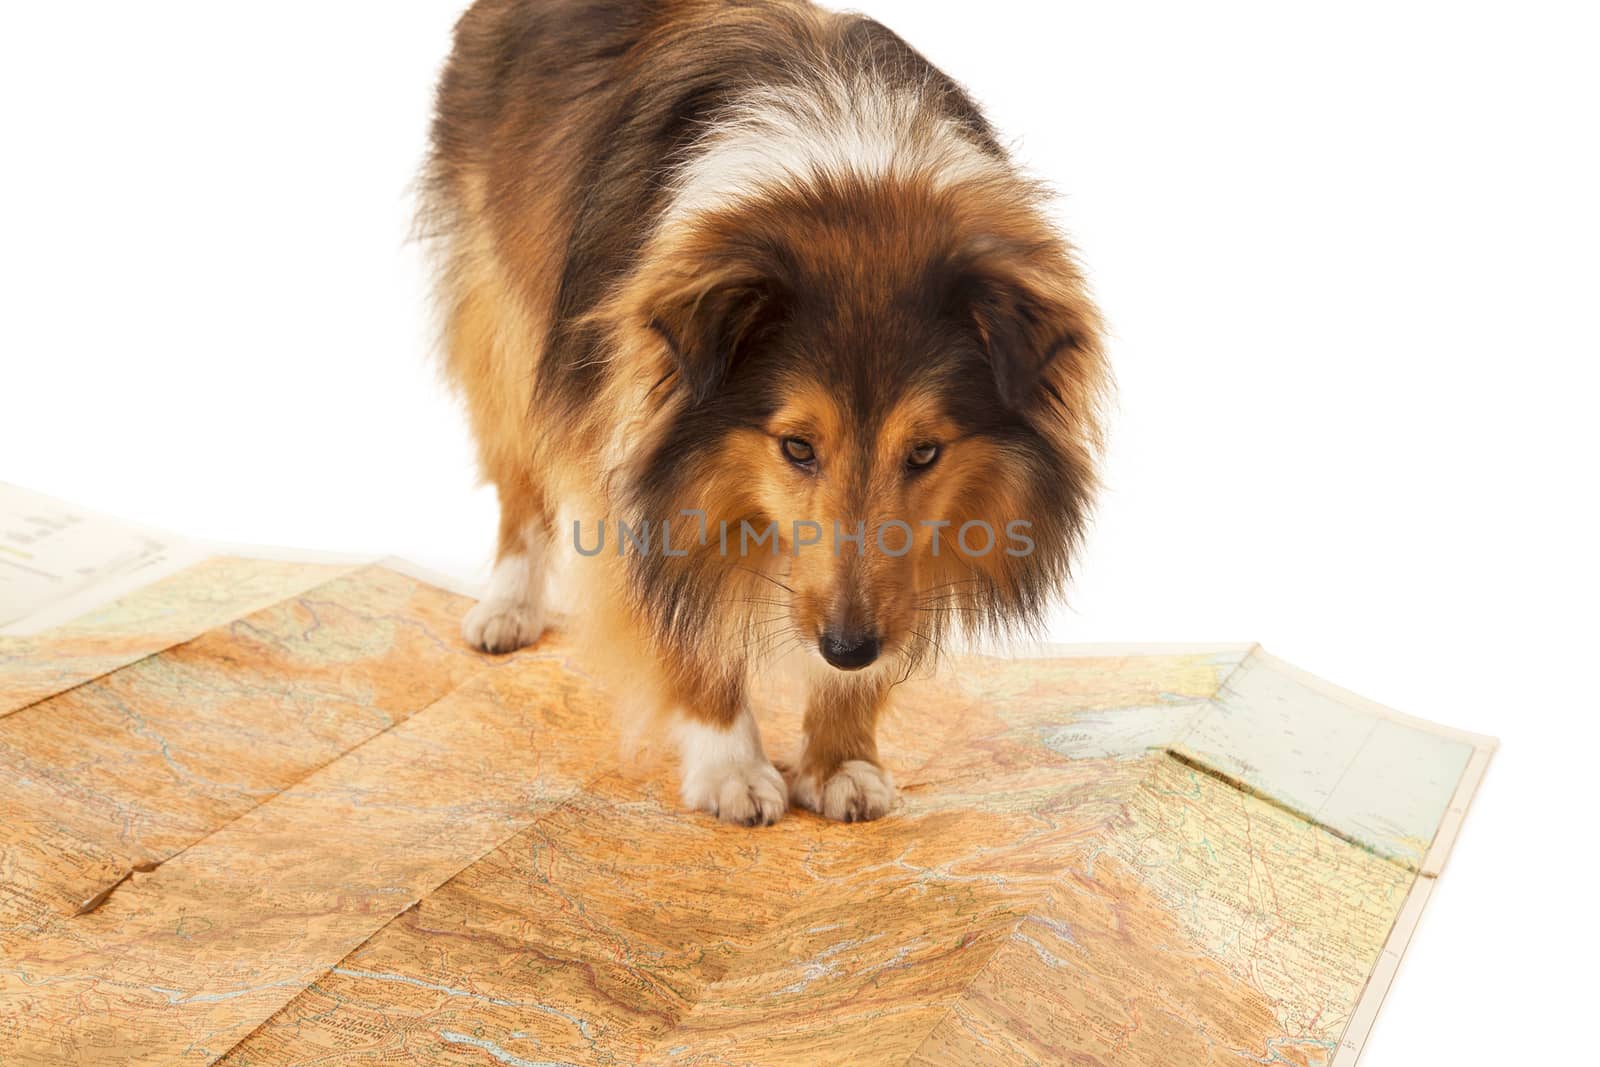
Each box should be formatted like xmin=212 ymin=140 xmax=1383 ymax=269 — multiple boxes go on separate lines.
xmin=780 ymin=436 xmax=817 ymax=469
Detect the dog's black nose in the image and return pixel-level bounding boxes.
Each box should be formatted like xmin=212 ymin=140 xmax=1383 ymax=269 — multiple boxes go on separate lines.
xmin=819 ymin=629 xmax=881 ymax=670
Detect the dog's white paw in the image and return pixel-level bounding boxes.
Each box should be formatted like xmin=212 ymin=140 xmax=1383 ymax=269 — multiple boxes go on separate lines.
xmin=464 ymin=543 xmax=548 ymax=654
xmin=676 ymin=714 xmax=787 ymax=826
xmin=462 ymin=598 xmax=546 ymax=654
xmin=792 ymin=759 xmax=896 ymax=823
xmin=682 ymin=758 xmax=788 ymax=826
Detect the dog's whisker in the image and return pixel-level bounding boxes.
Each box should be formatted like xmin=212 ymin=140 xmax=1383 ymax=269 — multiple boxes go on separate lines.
xmin=733 ymin=565 xmax=796 ymax=595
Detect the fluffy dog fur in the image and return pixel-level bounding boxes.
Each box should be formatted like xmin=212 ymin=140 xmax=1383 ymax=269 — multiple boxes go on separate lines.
xmin=423 ymin=0 xmax=1108 ymax=825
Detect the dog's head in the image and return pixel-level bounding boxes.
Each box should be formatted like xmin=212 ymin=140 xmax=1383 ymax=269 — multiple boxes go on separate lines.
xmin=610 ymin=175 xmax=1107 ymax=673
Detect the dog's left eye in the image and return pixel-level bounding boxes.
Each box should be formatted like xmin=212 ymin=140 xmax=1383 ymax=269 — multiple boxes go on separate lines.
xmin=906 ymin=442 xmax=941 ymax=471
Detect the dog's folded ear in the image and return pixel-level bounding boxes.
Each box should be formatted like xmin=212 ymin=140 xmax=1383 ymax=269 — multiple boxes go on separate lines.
xmin=945 ymin=236 xmax=1104 ymax=413
xmin=646 ymin=261 xmax=787 ymax=406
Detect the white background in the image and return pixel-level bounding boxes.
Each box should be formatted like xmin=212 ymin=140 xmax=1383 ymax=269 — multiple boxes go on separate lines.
xmin=2 ymin=2 xmax=1596 ymax=1061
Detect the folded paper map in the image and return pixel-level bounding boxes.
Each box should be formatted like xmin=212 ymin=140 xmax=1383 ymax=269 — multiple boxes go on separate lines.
xmin=0 ymin=547 xmax=1493 ymax=1065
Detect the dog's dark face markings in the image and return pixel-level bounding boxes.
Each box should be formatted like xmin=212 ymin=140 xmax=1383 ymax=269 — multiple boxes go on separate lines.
xmin=635 ymin=179 xmax=1100 ymax=670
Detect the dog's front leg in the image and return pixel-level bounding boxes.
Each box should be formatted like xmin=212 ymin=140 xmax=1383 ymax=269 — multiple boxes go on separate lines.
xmin=790 ymin=673 xmax=896 ymax=822
xmin=672 ymin=686 xmax=788 ymax=827
xmin=462 ymin=482 xmax=550 ymax=654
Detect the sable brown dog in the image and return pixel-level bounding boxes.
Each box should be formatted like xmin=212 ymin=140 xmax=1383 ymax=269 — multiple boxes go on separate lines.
xmin=423 ymin=0 xmax=1108 ymax=825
